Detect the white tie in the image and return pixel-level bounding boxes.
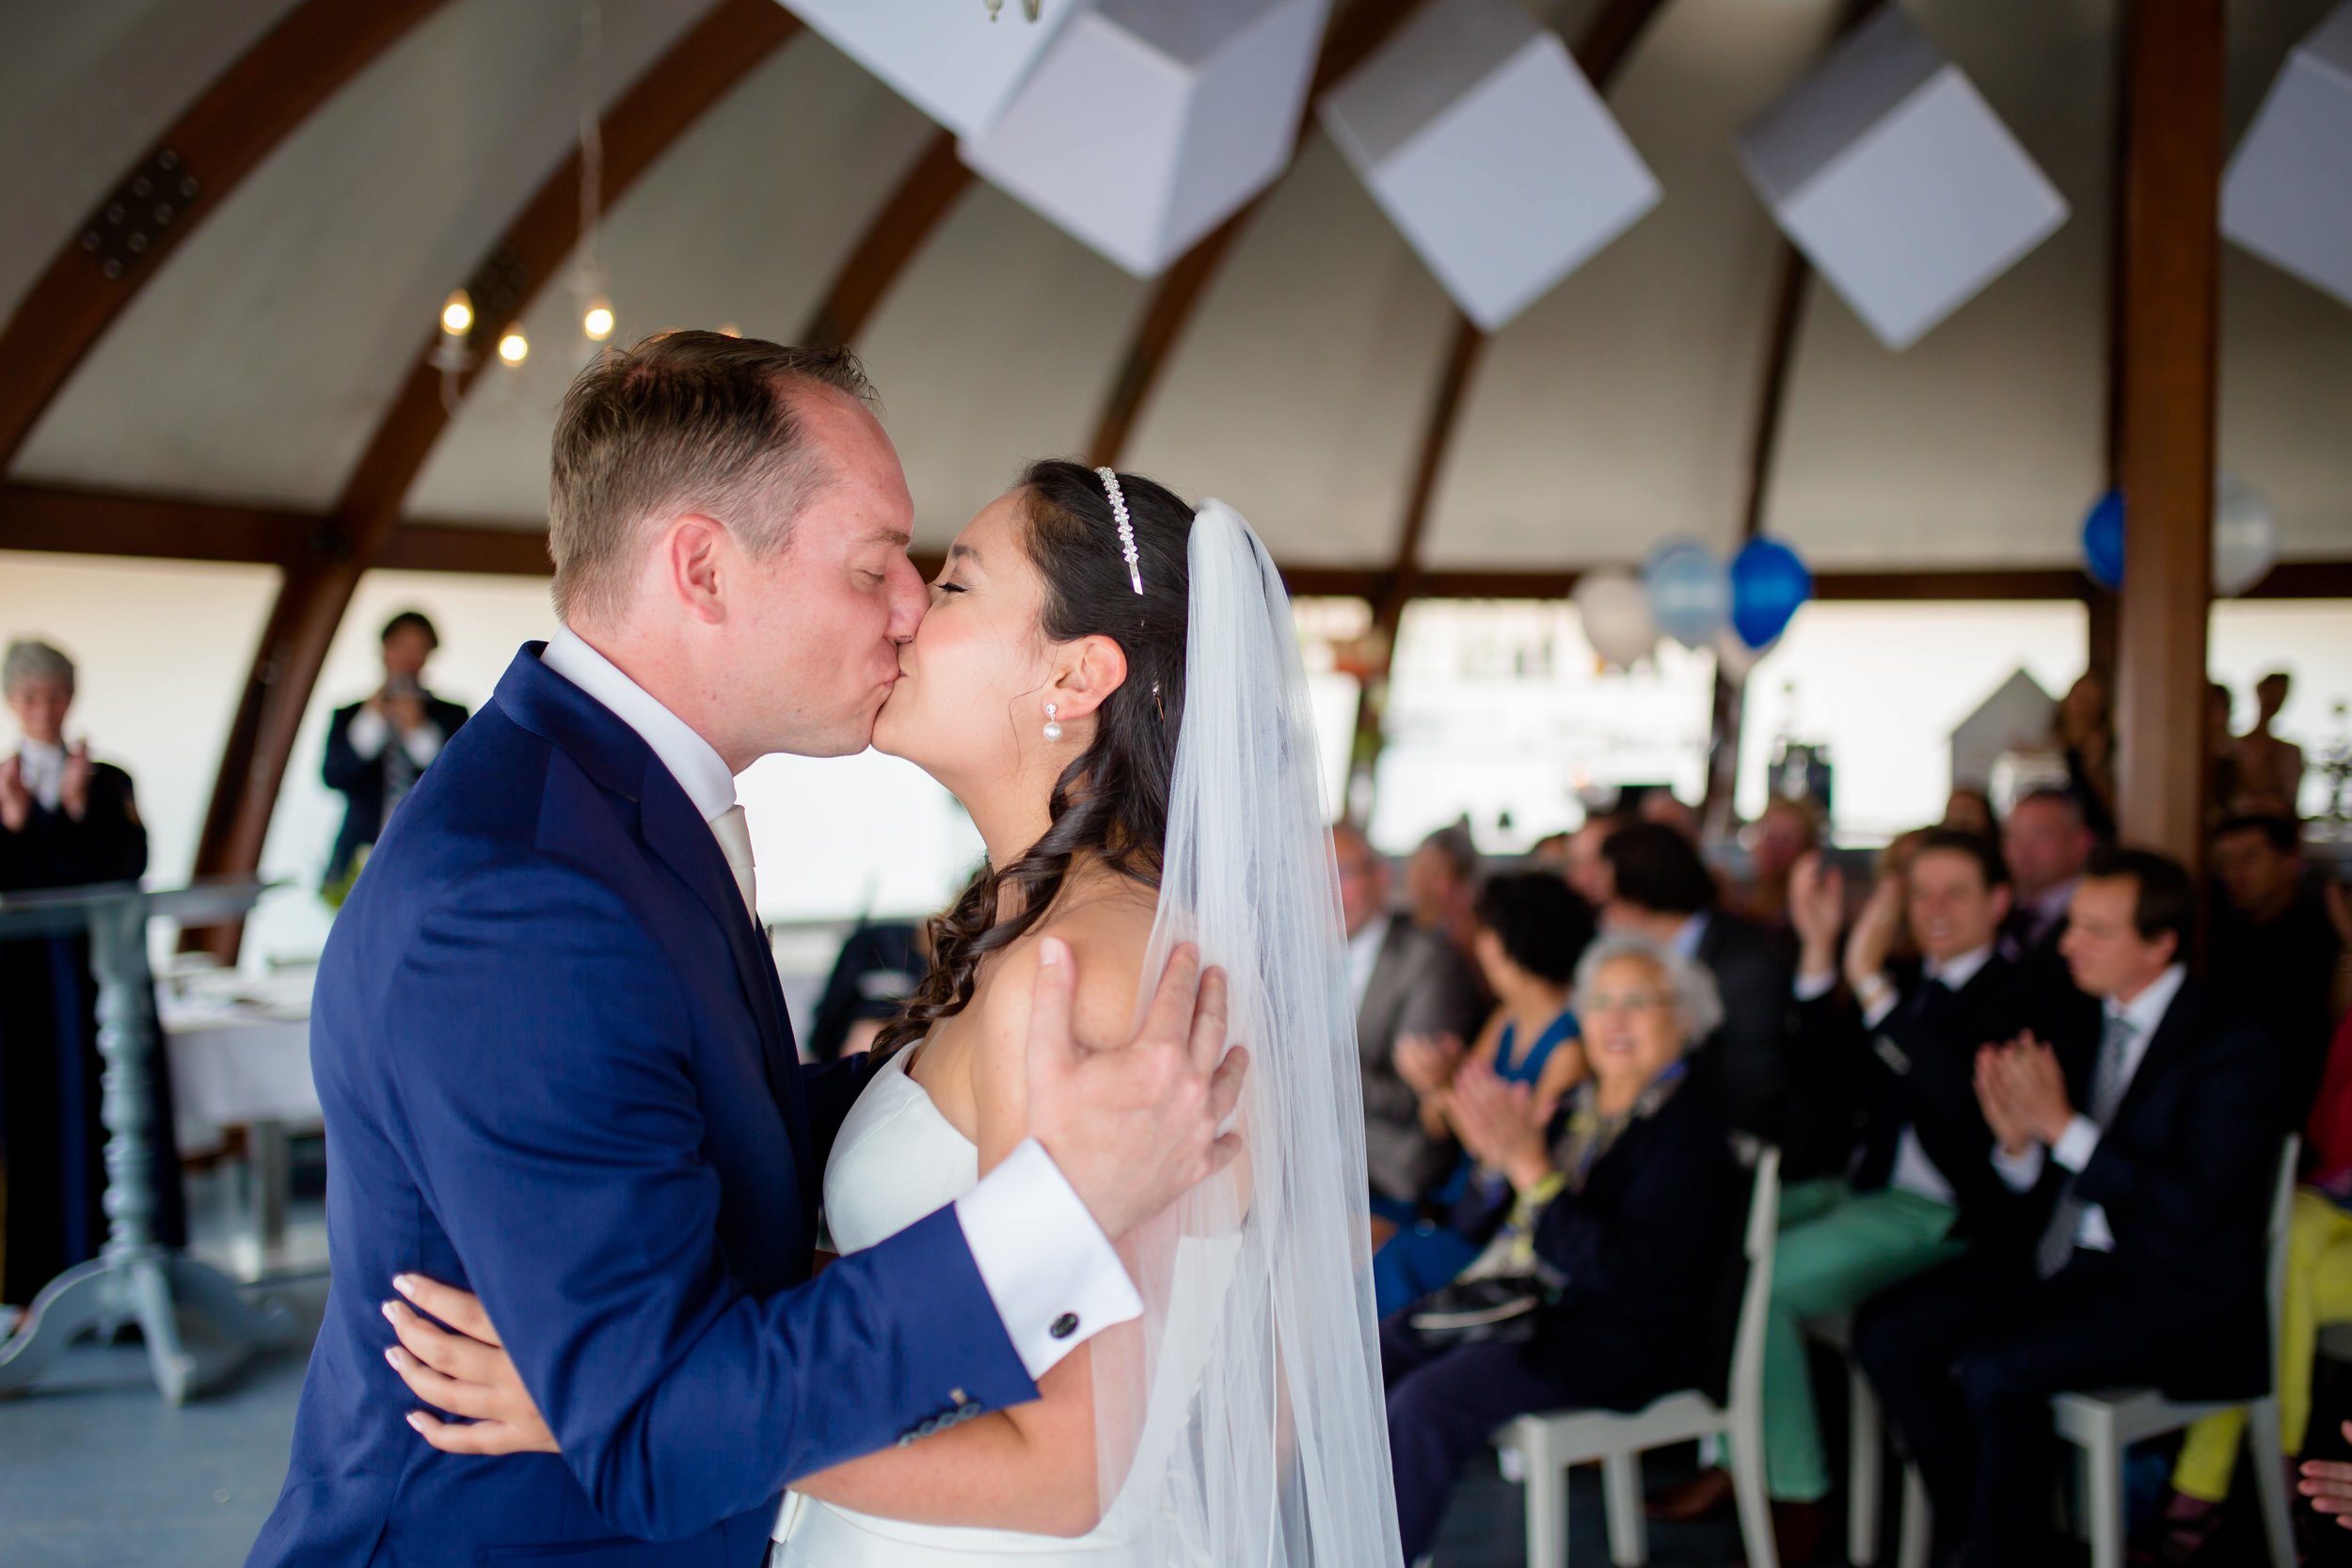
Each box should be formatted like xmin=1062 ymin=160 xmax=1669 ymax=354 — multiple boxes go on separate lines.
xmin=709 ymin=805 xmax=759 ymax=924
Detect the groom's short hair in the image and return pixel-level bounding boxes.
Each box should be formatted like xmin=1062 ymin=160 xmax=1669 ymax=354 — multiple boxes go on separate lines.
xmin=548 ymin=330 xmax=877 ymax=624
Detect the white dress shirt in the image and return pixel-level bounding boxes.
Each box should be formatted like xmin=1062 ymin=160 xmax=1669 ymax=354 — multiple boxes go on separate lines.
xmin=1993 ymin=963 xmax=2187 ymax=1255
xmin=538 ymin=627 xmax=1140 ymax=1378
xmin=346 ymin=705 xmax=447 ymax=770
xmin=1346 ymin=916 xmax=1388 ymax=1013
xmin=16 ymin=738 xmax=64 ymax=813
xmin=1792 ymin=944 xmax=1994 ymax=1208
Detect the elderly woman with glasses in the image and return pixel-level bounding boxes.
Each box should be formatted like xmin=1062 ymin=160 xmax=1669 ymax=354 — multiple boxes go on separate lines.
xmin=1380 ymin=929 xmax=1746 ymax=1564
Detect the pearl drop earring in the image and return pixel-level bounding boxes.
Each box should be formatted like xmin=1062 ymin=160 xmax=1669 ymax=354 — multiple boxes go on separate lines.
xmin=1042 ymin=703 xmax=1063 ymax=742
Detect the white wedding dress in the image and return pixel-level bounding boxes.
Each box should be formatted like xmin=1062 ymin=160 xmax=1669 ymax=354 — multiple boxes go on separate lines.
xmin=771 ymin=1045 xmax=1230 ymax=1565
xmin=776 ymin=499 xmax=1401 ymax=1567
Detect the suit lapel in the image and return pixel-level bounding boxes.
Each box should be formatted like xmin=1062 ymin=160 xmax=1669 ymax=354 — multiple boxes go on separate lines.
xmin=2104 ymin=985 xmax=2195 ymax=1131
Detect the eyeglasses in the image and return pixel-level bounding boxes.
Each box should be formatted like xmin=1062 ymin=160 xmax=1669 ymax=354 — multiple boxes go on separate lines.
xmin=1582 ymin=991 xmax=1673 ymax=1016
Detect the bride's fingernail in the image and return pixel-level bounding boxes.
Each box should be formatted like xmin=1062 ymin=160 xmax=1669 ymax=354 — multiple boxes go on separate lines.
xmin=405 ymin=1412 xmax=427 ymax=1433
xmin=381 ymin=1300 xmax=399 ymax=1323
xmin=1039 ymin=937 xmax=1067 ymax=969
xmin=392 ymin=1275 xmax=417 ymax=1298
xmin=385 ymin=1347 xmax=404 ymax=1370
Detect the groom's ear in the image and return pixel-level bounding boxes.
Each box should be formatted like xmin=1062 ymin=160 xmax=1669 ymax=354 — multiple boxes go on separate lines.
xmin=662 ymin=514 xmax=729 ymax=624
xmin=1049 ymin=635 xmax=1129 ymax=721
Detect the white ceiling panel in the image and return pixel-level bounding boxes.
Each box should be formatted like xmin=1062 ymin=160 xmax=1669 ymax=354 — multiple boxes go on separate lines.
xmin=11 ymin=0 xmax=707 ymax=508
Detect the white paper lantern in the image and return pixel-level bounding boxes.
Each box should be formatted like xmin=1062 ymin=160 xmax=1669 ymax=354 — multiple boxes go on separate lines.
xmin=2214 ymin=474 xmax=2280 ymax=599
xmin=2222 ymin=1 xmax=2352 ymax=310
xmin=1319 ymin=0 xmax=1659 ymax=332
xmin=779 ymin=0 xmax=1090 ymax=138
xmin=961 ymin=0 xmax=1330 ymax=276
xmin=1737 ymin=8 xmax=2069 ymax=351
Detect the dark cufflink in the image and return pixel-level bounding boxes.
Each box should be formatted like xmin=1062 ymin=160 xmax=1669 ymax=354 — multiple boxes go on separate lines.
xmin=1050 ymin=1312 xmax=1079 ymax=1340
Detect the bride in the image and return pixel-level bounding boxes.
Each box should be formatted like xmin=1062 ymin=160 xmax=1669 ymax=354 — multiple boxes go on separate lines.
xmin=381 ymin=459 xmax=1404 ymax=1566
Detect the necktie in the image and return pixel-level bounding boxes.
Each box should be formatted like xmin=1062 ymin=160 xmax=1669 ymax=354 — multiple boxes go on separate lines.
xmin=709 ymin=805 xmax=759 ymax=925
xmin=2034 ymin=1011 xmax=2136 ymax=1278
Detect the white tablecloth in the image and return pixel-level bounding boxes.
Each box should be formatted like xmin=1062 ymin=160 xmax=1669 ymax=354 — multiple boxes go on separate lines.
xmin=159 ymin=972 xmax=318 ymax=1153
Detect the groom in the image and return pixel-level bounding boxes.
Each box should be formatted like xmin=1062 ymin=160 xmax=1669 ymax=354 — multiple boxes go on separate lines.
xmin=247 ymin=333 xmax=1245 ymax=1568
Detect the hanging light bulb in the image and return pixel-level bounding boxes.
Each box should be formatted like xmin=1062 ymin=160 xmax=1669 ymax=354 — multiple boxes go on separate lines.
xmin=440 ymin=288 xmax=474 ymax=338
xmin=497 ymin=325 xmax=530 ymax=366
xmin=581 ymin=298 xmax=615 ymax=342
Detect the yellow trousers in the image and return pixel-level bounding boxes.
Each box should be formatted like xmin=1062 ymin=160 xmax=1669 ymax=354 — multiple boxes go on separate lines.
xmin=2174 ymin=1190 xmax=2352 ymax=1502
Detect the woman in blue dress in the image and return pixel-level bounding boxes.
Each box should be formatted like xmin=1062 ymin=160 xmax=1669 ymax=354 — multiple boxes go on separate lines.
xmin=1375 ymin=869 xmax=1597 ymax=1316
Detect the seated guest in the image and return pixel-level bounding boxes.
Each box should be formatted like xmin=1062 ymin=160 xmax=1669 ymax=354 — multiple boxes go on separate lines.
xmin=1600 ymin=821 xmax=1804 ymax=1166
xmin=2153 ymin=1003 xmax=2352 ymax=1560
xmin=1750 ymin=834 xmax=2058 ymax=1560
xmin=0 ymin=638 xmax=184 ymax=1310
xmin=321 ymin=610 xmax=470 ymax=897
xmin=1998 ymin=787 xmax=2095 ymax=983
xmin=1855 ymin=848 xmax=2281 ymax=1568
xmin=1943 ymin=786 xmax=1998 ymax=840
xmin=2209 ymin=812 xmax=2344 ymax=1128
xmin=1734 ymin=796 xmax=1822 ymax=934
xmin=1376 ymin=872 xmax=1596 ymax=1315
xmin=1333 ymin=824 xmax=1486 ymax=1222
xmin=1381 ymin=931 xmax=1741 ymax=1566
xmin=1565 ymin=809 xmax=1632 ymax=910
xmin=1406 ymin=821 xmax=1483 ymax=966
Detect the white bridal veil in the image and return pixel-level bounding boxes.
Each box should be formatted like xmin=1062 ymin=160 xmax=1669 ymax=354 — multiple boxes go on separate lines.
xmin=1089 ymin=499 xmax=1404 ymax=1565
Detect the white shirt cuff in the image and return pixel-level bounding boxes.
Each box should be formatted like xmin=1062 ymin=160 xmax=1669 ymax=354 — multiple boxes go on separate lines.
xmin=1793 ymin=970 xmax=1837 ymax=1004
xmin=1994 ymin=1141 xmax=2044 ymax=1193
xmin=2050 ymin=1114 xmax=2102 ymax=1174
xmin=953 ymin=1138 xmax=1142 ymax=1381
xmin=1859 ymin=988 xmax=1899 ymax=1030
xmin=346 ymin=707 xmax=390 ymax=760
xmin=401 ymin=723 xmax=444 ymax=768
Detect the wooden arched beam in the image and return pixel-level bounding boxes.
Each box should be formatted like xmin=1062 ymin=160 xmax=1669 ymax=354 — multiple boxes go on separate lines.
xmin=798 ymin=131 xmax=971 ymax=351
xmin=1084 ymin=0 xmax=1425 ymax=468
xmin=0 ymin=0 xmax=457 ymax=471
xmin=188 ymin=0 xmax=803 ymax=928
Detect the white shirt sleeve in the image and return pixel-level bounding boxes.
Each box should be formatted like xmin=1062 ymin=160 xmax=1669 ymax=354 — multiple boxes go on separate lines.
xmin=953 ymin=1138 xmax=1143 ymax=1380
xmin=2050 ymin=1114 xmax=2103 ymax=1174
xmin=1793 ymin=970 xmax=1837 ymax=1004
xmin=1859 ymin=987 xmax=1899 ymax=1030
xmin=1993 ymin=1141 xmax=2045 ymax=1193
xmin=400 ymin=722 xmax=445 ymax=768
xmin=346 ymin=706 xmax=390 ymax=761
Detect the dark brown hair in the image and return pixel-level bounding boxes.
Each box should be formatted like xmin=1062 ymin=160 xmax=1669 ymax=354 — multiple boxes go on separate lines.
xmin=548 ymin=331 xmax=875 ymax=624
xmin=872 ymin=460 xmax=1195 ymax=1056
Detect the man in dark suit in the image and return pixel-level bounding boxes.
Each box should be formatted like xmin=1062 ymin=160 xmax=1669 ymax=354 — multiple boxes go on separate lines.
xmin=1599 ymin=822 xmax=1804 ymax=1164
xmin=1998 ymin=787 xmax=2094 ymax=983
xmin=1854 ymin=847 xmax=2281 ymax=1568
xmin=320 ymin=610 xmax=470 ymax=893
xmin=1334 ymin=823 xmax=1486 ymax=1212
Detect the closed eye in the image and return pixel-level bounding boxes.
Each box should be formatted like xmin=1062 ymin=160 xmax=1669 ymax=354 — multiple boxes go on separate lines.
xmin=930 ymin=578 xmax=968 ymax=596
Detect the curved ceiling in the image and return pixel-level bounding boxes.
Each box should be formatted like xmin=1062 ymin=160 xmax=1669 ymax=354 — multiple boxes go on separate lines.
xmin=7 ymin=0 xmax=2347 ymax=575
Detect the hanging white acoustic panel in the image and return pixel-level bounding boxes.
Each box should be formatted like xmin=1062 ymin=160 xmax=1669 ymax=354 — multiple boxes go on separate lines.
xmin=778 ymin=0 xmax=1090 ymax=139
xmin=961 ymin=0 xmax=1330 ymax=276
xmin=1318 ymin=0 xmax=1659 ymax=332
xmin=2223 ymin=1 xmax=2352 ymax=309
xmin=1737 ymin=8 xmax=2068 ymax=351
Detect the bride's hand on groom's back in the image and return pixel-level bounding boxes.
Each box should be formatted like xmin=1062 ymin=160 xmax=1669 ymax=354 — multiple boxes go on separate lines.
xmin=1025 ymin=938 xmax=1248 ymax=1243
xmin=381 ymin=1274 xmax=555 ymax=1456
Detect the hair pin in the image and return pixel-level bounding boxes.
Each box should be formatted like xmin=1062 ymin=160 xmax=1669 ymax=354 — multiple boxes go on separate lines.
xmin=1095 ymin=467 xmax=1144 ymax=595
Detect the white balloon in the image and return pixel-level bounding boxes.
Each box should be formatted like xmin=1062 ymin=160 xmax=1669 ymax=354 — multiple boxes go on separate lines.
xmin=2213 ymin=473 xmax=2279 ymax=598
xmin=1573 ymin=568 xmax=1658 ymax=668
xmin=1712 ymin=625 xmax=1768 ymax=682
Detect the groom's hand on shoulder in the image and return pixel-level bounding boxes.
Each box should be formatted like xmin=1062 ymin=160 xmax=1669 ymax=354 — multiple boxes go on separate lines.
xmin=1025 ymin=939 xmax=1248 ymax=1242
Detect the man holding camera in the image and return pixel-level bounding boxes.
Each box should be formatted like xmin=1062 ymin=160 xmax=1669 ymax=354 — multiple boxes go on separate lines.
xmin=322 ymin=610 xmax=469 ymax=896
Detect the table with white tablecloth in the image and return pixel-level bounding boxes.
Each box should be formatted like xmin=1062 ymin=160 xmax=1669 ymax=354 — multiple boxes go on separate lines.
xmin=158 ymin=968 xmax=320 ymax=1275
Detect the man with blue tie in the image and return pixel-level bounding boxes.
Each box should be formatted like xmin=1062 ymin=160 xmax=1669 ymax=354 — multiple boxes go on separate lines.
xmin=1854 ymin=847 xmax=2280 ymax=1568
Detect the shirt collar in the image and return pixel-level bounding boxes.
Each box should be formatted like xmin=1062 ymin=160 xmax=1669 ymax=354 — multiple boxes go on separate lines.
xmin=1671 ymin=911 xmax=1710 ymax=958
xmin=2110 ymin=962 xmax=2187 ymax=1038
xmin=540 ymin=626 xmax=738 ymax=825
xmin=1927 ymin=942 xmax=1994 ymax=991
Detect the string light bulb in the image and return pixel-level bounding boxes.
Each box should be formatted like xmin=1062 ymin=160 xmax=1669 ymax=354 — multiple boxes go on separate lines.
xmin=581 ymin=298 xmax=615 ymax=342
xmin=439 ymin=288 xmax=474 ymax=338
xmin=497 ymin=325 xmax=530 ymax=366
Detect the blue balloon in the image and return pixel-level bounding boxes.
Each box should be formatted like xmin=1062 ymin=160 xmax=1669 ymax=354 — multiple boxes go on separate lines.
xmin=1642 ymin=538 xmax=1732 ymax=650
xmin=1729 ymin=538 xmax=1812 ymax=650
xmin=2082 ymin=488 xmax=2124 ymax=590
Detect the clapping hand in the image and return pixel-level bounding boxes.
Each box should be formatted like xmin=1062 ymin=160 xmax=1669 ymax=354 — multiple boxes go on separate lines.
xmin=59 ymin=739 xmax=92 ymax=821
xmin=0 ymin=756 xmax=26 ymax=833
xmin=1974 ymin=1033 xmax=2070 ymax=1154
xmin=1448 ymin=1058 xmax=1549 ymax=1195
xmin=1842 ymin=875 xmax=1905 ymax=997
xmin=1787 ymin=853 xmax=1845 ymax=979
xmin=1973 ymin=1041 xmax=2033 ymax=1155
xmin=2303 ymin=1423 xmax=2352 ymax=1527
xmin=1394 ymin=1032 xmax=1465 ymax=1098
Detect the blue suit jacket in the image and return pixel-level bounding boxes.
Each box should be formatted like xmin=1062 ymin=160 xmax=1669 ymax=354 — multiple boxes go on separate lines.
xmin=249 ymin=645 xmax=1036 ymax=1568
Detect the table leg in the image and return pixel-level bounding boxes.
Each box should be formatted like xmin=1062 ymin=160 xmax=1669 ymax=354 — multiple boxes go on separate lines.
xmin=248 ymin=1118 xmax=291 ymax=1260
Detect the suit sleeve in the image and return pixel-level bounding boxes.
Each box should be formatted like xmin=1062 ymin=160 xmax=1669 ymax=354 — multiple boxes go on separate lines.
xmin=1533 ymin=1118 xmax=1732 ymax=1310
xmin=323 ymin=704 xmax=373 ymax=793
xmin=1708 ymin=934 xmax=1797 ymax=1146
xmin=388 ymin=860 xmax=1038 ymax=1541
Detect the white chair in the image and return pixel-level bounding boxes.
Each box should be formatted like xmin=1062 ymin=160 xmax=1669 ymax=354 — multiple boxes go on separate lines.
xmin=1498 ymin=1147 xmax=1783 ymax=1568
xmin=1894 ymin=1136 xmax=2303 ymax=1568
xmin=1802 ymin=1310 xmax=1889 ymax=1565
